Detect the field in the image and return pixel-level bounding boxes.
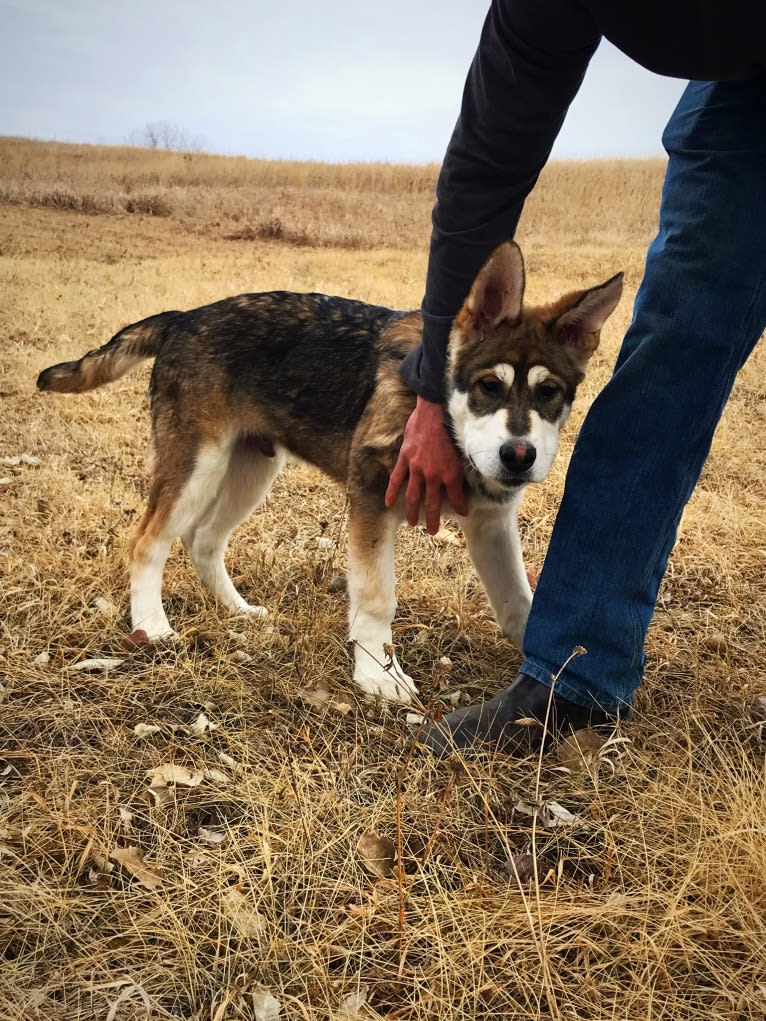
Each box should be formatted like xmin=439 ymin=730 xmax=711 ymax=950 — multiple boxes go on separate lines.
xmin=1 ymin=137 xmax=765 ymax=1021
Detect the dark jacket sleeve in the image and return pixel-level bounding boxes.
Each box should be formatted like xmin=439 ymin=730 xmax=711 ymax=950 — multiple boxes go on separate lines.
xmin=399 ymin=0 xmax=601 ymax=402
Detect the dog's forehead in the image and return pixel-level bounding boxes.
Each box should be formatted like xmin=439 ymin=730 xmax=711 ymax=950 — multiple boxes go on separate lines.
xmin=453 ymin=315 xmax=572 ymax=380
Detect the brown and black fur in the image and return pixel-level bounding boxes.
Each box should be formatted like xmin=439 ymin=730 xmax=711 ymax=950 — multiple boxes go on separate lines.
xmin=38 ymin=294 xmax=419 ymax=483
xmin=37 ymin=242 xmax=622 ymax=703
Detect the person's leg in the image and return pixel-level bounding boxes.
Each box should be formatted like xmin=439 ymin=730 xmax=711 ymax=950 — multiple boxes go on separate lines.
xmin=521 ymin=77 xmax=766 ymax=713
xmin=418 ymin=77 xmax=766 ymax=755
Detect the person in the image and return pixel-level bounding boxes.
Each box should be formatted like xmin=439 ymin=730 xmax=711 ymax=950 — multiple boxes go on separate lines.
xmin=385 ymin=0 xmax=766 ymax=755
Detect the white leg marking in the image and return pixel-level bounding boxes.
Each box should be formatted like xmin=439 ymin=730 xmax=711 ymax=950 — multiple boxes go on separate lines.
xmin=130 ymin=547 xmax=178 ymax=641
xmin=461 ymin=497 xmax=533 ymax=649
xmin=348 ymin=510 xmax=417 ymax=704
xmin=187 ymin=444 xmax=287 ymax=616
xmin=130 ymin=440 xmax=234 ymax=640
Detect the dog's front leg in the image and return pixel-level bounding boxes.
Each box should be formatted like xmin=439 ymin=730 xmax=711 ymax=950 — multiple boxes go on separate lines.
xmin=347 ymin=498 xmax=418 ymax=704
xmin=461 ymin=499 xmax=533 ymax=649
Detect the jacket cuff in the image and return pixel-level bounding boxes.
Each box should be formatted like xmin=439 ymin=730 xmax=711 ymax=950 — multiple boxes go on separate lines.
xmin=398 ymin=313 xmax=454 ymax=403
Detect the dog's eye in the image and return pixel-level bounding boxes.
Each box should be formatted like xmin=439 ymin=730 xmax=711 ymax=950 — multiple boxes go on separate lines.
xmin=477 ymin=376 xmax=502 ymax=397
xmin=536 ymin=383 xmax=560 ymax=401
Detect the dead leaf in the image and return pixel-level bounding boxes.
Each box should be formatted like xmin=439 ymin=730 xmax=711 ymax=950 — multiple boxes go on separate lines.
xmin=300 ymin=681 xmax=333 ymax=709
xmin=357 ymin=831 xmax=396 ymax=878
xmin=1 ymin=453 xmax=41 ymax=467
xmin=251 ymin=986 xmax=281 ymax=1021
xmin=87 ymin=851 xmax=115 ymax=886
xmin=147 ymin=763 xmax=204 ymax=787
xmin=146 ymin=763 xmax=204 ymax=806
xmin=133 ymin=723 xmax=161 ymax=739
xmin=702 ymin=632 xmax=728 ymax=654
xmin=515 ymin=799 xmax=584 ymax=830
xmin=198 ymin=824 xmax=226 ymax=844
xmin=556 ymin=728 xmax=608 ymax=775
xmin=110 ymin=845 xmax=163 ymax=891
xmin=341 ymin=985 xmax=369 ymax=1015
xmin=189 ymin=711 xmax=217 ymax=737
xmin=505 ymin=852 xmax=536 ymax=884
xmin=221 ymin=886 xmax=266 ymax=937
xmin=67 ymin=657 xmax=124 ymax=672
xmin=217 ymin=750 xmax=243 ymax=773
xmin=93 ymin=596 xmax=117 ymax=617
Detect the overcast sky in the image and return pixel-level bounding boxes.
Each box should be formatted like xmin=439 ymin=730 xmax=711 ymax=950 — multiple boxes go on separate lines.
xmin=2 ymin=0 xmax=687 ymax=163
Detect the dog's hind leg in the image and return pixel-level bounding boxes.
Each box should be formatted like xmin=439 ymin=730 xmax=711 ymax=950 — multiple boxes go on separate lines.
xmin=347 ymin=496 xmax=417 ymax=704
xmin=460 ymin=498 xmax=533 ymax=649
xmin=130 ymin=439 xmax=233 ymax=640
xmin=184 ymin=438 xmax=287 ymax=617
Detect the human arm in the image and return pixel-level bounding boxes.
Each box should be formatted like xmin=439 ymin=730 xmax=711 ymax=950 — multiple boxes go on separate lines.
xmin=400 ymin=0 xmax=601 ymax=402
xmin=390 ymin=0 xmax=601 ymax=525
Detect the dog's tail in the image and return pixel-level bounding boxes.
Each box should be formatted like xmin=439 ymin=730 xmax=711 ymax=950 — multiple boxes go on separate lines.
xmin=37 ymin=311 xmax=183 ymax=394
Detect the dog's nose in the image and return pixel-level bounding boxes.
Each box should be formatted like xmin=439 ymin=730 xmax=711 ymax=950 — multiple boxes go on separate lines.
xmin=499 ymin=440 xmax=536 ymax=473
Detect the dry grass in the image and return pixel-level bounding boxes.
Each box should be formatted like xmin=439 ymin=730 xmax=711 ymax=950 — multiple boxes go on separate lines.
xmin=1 ymin=141 xmax=765 ymax=1021
xmin=0 ymin=137 xmax=664 ymax=250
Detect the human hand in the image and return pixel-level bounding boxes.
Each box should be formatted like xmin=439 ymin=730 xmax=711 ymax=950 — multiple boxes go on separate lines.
xmin=385 ymin=396 xmax=468 ymax=534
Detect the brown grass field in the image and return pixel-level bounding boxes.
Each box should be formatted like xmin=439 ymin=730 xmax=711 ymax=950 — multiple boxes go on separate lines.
xmin=1 ymin=137 xmax=765 ymax=1021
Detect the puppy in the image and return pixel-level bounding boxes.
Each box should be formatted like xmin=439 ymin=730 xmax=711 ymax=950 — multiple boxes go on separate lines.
xmin=37 ymin=242 xmax=622 ymax=702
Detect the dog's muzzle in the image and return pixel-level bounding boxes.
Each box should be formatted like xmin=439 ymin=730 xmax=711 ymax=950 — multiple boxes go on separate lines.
xmin=499 ymin=440 xmax=536 ymax=474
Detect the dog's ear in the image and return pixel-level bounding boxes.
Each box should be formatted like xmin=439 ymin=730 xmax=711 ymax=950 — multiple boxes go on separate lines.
xmin=458 ymin=242 xmax=525 ymax=336
xmin=553 ymin=272 xmax=624 ymax=362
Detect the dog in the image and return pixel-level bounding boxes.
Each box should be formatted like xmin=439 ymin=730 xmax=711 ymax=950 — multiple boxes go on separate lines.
xmin=37 ymin=242 xmax=622 ymax=704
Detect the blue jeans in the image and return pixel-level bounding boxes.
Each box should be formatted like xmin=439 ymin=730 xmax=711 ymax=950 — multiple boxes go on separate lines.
xmin=520 ymin=77 xmax=766 ymax=715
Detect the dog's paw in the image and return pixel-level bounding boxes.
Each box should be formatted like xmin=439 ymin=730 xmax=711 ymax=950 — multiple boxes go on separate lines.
xmin=499 ymin=604 xmax=531 ymax=650
xmin=235 ymin=603 xmax=269 ymax=620
xmin=148 ymin=627 xmax=181 ymax=644
xmin=132 ymin=613 xmax=180 ymax=643
xmin=354 ymin=662 xmax=419 ymax=704
xmin=501 ymin=624 xmax=525 ymax=650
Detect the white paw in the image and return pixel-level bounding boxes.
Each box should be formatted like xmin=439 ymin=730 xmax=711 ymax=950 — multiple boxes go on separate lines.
xmin=353 ymin=657 xmax=419 ymax=705
xmin=151 ymin=628 xmax=181 ymax=644
xmin=500 ymin=605 xmax=531 ymax=650
xmin=132 ymin=612 xmax=179 ymax=643
xmin=235 ymin=603 xmax=269 ymax=620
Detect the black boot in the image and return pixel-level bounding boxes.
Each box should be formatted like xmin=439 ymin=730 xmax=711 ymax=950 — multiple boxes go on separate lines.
xmin=415 ymin=672 xmax=615 ymax=758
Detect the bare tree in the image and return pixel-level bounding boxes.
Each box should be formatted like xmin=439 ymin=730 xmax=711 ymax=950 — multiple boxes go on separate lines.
xmin=129 ymin=122 xmax=206 ymax=153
